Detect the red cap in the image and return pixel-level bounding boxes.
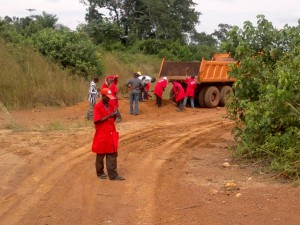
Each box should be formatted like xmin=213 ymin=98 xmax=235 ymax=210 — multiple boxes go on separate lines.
xmin=101 ymin=88 xmax=115 ymax=99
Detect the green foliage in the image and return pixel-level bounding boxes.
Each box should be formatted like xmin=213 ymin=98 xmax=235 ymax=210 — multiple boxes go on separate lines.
xmin=1 ymin=14 xmax=102 ymax=78
xmin=188 ymin=44 xmax=217 ymax=61
xmin=132 ymin=39 xmax=211 ymax=61
xmin=157 ymin=41 xmax=192 ymax=61
xmin=132 ymin=39 xmax=167 ymax=55
xmin=81 ymin=0 xmax=200 ymax=42
xmin=212 ymin=23 xmax=233 ymax=43
xmin=31 ymin=28 xmax=102 ymax=78
xmin=1 ymin=12 xmax=58 ymax=38
xmin=0 ymin=17 xmax=25 ymax=44
xmin=102 ymin=51 xmax=161 ymax=78
xmin=224 ymin=15 xmax=300 ymax=179
xmin=78 ymin=20 xmax=124 ymax=49
xmin=0 ymin=39 xmax=87 ymax=109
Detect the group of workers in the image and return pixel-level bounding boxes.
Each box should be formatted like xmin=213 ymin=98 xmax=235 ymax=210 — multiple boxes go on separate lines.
xmin=86 ymin=71 xmax=197 ymax=182
xmin=86 ymin=71 xmax=197 ymax=120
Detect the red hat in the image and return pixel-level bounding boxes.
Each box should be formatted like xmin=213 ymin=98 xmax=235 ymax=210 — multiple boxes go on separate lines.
xmin=101 ymin=88 xmax=115 ymax=99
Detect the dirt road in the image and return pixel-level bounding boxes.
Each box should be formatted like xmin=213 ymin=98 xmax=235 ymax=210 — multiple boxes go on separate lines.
xmin=0 ymin=98 xmax=299 ymax=225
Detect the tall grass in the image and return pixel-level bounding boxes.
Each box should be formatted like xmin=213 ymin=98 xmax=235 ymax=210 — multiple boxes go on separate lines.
xmin=101 ymin=51 xmax=162 ymax=95
xmin=102 ymin=51 xmax=161 ymax=80
xmin=0 ymin=40 xmax=164 ymax=109
xmin=0 ymin=39 xmax=87 ymax=109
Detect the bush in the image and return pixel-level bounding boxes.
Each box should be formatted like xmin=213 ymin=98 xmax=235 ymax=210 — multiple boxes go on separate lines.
xmin=224 ymin=16 xmax=300 ymax=179
xmin=31 ymin=28 xmax=102 ymax=78
xmin=0 ymin=39 xmax=87 ymax=109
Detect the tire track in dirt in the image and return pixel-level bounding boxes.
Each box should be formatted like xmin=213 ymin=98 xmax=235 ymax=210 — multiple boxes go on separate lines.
xmin=2 ymin=100 xmax=299 ymax=225
xmin=0 ymin=106 xmax=233 ymax=225
xmin=17 ymin=113 xmax=230 ymax=225
xmin=0 ymin=130 xmax=93 ymax=225
xmin=152 ymin=122 xmax=235 ymax=225
xmin=111 ymin=117 xmax=233 ymax=225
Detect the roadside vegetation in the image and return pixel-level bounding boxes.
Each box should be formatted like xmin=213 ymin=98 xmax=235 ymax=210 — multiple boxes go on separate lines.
xmin=0 ymin=1 xmax=299 ymax=179
xmin=0 ymin=40 xmax=86 ymax=109
xmin=223 ymin=16 xmax=300 ymax=180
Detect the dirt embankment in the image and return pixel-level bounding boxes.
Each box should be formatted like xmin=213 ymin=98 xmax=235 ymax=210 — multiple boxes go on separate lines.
xmin=0 ymin=98 xmax=299 ymax=225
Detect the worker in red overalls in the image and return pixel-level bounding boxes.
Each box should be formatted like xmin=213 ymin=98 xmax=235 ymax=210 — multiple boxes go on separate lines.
xmin=101 ymin=74 xmax=119 ymax=89
xmin=183 ymin=74 xmax=197 ymax=109
xmin=154 ymin=76 xmax=168 ymax=107
xmin=171 ymin=80 xmax=185 ymax=111
xmin=92 ymin=88 xmax=125 ymax=181
xmin=107 ymin=78 xmax=122 ymax=122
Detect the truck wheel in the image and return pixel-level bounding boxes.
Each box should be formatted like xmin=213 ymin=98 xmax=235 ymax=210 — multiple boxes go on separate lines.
xmin=204 ymin=86 xmax=220 ymax=108
xmin=219 ymin=86 xmax=232 ymax=106
xmin=198 ymin=87 xmax=208 ymax=107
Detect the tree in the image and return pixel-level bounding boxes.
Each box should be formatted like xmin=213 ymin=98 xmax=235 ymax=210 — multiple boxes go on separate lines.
xmin=0 ymin=12 xmax=58 ymax=38
xmin=32 ymin=29 xmax=102 ymax=77
xmin=79 ymin=20 xmax=123 ymax=48
xmin=190 ymin=31 xmax=217 ymax=46
xmin=212 ymin=23 xmax=233 ymax=43
xmin=223 ymin=15 xmax=300 ymax=179
xmin=33 ymin=11 xmax=58 ymax=29
xmin=80 ymin=0 xmax=201 ymax=42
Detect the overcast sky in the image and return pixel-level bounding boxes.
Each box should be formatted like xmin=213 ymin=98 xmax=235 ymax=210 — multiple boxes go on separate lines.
xmin=0 ymin=0 xmax=299 ymax=34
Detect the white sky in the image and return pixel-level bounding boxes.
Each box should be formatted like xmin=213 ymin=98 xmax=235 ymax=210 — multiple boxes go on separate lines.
xmin=0 ymin=0 xmax=299 ymax=34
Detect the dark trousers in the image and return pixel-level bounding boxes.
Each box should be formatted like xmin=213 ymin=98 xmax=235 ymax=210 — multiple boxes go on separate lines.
xmin=96 ymin=153 xmax=118 ymax=179
xmin=177 ymin=99 xmax=184 ymax=111
xmin=156 ymin=95 xmax=162 ymax=107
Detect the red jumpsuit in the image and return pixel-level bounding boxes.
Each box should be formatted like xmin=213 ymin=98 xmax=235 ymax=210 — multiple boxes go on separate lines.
xmin=185 ymin=77 xmax=196 ymax=97
xmin=108 ymin=83 xmax=119 ymax=110
xmin=154 ymin=79 xmax=168 ymax=107
xmin=173 ymin=81 xmax=185 ymax=102
xmin=92 ymin=102 xmax=119 ymax=154
xmin=154 ymin=79 xmax=168 ymax=98
xmin=105 ymin=75 xmax=119 ymax=85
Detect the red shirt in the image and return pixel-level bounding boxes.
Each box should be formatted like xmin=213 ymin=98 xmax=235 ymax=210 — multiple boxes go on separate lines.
xmin=173 ymin=81 xmax=185 ymax=102
xmin=101 ymin=83 xmax=109 ymax=89
xmin=105 ymin=75 xmax=118 ymax=85
xmin=92 ymin=101 xmax=119 ymax=154
xmin=185 ymin=77 xmax=197 ymax=97
xmin=154 ymin=79 xmax=168 ymax=98
xmin=109 ymin=83 xmax=119 ymax=109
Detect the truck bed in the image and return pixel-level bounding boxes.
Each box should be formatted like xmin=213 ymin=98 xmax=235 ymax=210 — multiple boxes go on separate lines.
xmin=158 ymin=55 xmax=237 ymax=84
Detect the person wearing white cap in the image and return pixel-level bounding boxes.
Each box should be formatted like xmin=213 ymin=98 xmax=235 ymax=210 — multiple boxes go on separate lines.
xmin=138 ymin=74 xmax=156 ymax=101
xmin=154 ymin=76 xmax=168 ymax=107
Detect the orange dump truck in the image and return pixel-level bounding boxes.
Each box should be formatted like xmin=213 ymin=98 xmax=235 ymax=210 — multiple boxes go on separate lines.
xmin=158 ymin=53 xmax=238 ymax=108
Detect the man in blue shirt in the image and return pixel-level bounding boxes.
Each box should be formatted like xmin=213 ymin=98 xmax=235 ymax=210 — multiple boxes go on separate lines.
xmin=125 ymin=73 xmax=142 ymax=115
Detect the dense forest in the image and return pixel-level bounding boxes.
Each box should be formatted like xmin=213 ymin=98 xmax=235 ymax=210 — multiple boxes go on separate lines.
xmin=0 ymin=0 xmax=299 ymax=179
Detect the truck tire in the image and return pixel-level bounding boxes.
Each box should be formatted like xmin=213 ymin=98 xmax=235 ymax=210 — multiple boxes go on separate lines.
xmin=204 ymin=86 xmax=220 ymax=108
xmin=219 ymin=86 xmax=232 ymax=106
xmin=198 ymin=87 xmax=208 ymax=107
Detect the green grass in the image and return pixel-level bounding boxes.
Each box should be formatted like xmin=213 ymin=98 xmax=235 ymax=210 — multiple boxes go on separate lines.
xmin=101 ymin=51 xmax=161 ymax=96
xmin=0 ymin=40 xmax=163 ymax=109
xmin=0 ymin=39 xmax=87 ymax=109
